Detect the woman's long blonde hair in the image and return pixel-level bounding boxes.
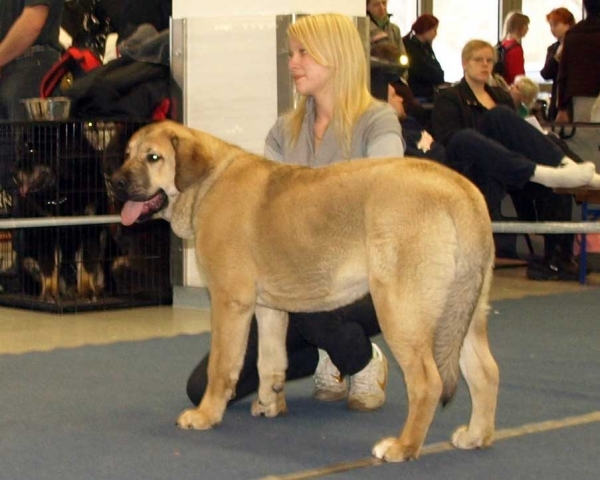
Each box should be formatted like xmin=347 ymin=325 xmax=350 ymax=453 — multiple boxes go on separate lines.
xmin=286 ymin=13 xmax=374 ymax=157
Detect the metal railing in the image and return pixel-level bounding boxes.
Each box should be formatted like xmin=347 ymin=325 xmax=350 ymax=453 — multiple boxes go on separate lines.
xmin=1 ymin=215 xmax=599 ymax=234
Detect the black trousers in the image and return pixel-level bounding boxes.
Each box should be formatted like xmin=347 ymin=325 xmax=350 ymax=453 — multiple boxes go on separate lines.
xmin=444 ymin=106 xmax=565 ymax=210
xmin=444 ymin=106 xmax=574 ymax=257
xmin=186 ymin=295 xmax=380 ymax=406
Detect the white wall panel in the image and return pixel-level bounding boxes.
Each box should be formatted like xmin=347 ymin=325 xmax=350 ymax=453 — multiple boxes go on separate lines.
xmin=183 ymin=16 xmax=278 ymax=154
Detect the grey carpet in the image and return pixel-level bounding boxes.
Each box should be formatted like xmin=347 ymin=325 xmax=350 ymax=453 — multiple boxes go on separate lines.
xmin=2 ymin=291 xmax=600 ymax=479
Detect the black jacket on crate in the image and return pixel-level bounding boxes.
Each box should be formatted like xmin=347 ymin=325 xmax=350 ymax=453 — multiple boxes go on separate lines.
xmin=66 ymin=56 xmax=169 ymax=120
xmin=65 ymin=28 xmax=170 ymax=121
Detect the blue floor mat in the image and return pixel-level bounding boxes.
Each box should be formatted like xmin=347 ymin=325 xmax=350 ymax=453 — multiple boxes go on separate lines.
xmin=2 ymin=291 xmax=600 ymax=479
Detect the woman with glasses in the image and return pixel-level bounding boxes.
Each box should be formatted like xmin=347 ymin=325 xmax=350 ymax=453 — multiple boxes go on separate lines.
xmin=432 ymin=39 xmax=600 ymax=281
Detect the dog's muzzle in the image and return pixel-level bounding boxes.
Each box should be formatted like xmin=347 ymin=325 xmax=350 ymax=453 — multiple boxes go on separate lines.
xmin=110 ymin=170 xmax=168 ymax=226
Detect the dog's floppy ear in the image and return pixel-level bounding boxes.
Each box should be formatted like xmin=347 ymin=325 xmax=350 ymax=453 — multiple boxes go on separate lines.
xmin=170 ymin=131 xmax=212 ymax=192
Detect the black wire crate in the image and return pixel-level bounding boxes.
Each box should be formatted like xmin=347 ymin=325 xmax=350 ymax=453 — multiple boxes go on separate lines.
xmin=0 ymin=121 xmax=172 ymax=313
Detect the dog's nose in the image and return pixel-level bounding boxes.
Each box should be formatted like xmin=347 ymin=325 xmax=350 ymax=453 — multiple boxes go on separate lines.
xmin=110 ymin=172 xmax=128 ymax=192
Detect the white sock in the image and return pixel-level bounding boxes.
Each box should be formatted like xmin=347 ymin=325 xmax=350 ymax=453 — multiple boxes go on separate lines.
xmin=560 ymin=157 xmax=600 ymax=188
xmin=531 ymin=161 xmax=595 ymax=188
xmin=588 ymin=173 xmax=600 ymax=188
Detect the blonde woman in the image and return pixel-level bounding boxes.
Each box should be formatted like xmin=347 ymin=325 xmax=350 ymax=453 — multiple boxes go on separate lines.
xmin=187 ymin=14 xmax=403 ymax=412
xmin=500 ymin=11 xmax=530 ymax=84
xmin=265 ymin=13 xmax=404 ymax=165
xmin=509 ymin=75 xmax=540 ymax=117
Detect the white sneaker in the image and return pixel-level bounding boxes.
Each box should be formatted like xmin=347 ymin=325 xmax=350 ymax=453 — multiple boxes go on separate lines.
xmin=313 ymin=351 xmax=348 ymax=402
xmin=347 ymin=343 xmax=388 ymax=411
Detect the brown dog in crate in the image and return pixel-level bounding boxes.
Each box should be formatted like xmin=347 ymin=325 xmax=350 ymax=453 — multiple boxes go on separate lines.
xmin=12 ymin=122 xmax=110 ymax=302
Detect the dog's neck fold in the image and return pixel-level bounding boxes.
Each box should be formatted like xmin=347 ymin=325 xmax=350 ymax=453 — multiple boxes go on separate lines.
xmin=168 ymin=152 xmax=237 ymax=239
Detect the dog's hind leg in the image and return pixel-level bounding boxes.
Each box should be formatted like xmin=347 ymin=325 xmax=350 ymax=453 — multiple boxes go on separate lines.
xmin=176 ymin=289 xmax=255 ymax=430
xmin=452 ymin=265 xmax=499 ymax=450
xmin=370 ymin=280 xmax=444 ymax=462
xmin=251 ymin=305 xmax=289 ymax=418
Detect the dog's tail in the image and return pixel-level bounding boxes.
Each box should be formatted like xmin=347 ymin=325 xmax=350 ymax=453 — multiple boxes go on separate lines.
xmin=433 ymin=244 xmax=494 ymax=406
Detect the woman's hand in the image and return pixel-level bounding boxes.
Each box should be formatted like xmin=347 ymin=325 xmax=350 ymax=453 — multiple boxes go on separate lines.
xmin=417 ymin=131 xmax=434 ymax=152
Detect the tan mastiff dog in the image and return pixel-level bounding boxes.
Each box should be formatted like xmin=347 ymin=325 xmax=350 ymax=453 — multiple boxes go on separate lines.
xmin=110 ymin=120 xmax=499 ymax=462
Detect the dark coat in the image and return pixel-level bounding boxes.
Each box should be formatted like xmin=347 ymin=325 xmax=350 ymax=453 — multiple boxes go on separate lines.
xmin=540 ymin=41 xmax=560 ymax=81
xmin=403 ymin=33 xmax=444 ymax=100
xmin=430 ymin=78 xmax=514 ymax=146
xmin=557 ymin=15 xmax=600 ymax=110
xmin=540 ymin=42 xmax=560 ymax=120
xmin=65 ymin=55 xmax=169 ymax=121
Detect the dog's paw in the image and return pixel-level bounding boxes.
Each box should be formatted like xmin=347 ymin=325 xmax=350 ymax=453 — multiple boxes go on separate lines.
xmin=176 ymin=408 xmax=220 ymax=430
xmin=372 ymin=437 xmax=419 ymax=462
xmin=451 ymin=425 xmax=494 ymax=450
xmin=251 ymin=395 xmax=288 ymax=418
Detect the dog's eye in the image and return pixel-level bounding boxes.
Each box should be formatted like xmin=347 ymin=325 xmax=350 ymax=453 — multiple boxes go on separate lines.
xmin=147 ymin=153 xmax=162 ymax=163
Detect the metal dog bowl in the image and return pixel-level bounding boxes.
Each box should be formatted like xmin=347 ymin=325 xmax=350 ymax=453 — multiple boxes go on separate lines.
xmin=21 ymin=97 xmax=72 ymax=121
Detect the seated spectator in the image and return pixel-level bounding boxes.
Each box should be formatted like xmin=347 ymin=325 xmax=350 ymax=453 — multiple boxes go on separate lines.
xmin=431 ymin=39 xmax=599 ymax=280
xmin=499 ymin=11 xmax=530 ymax=85
xmin=555 ymin=0 xmax=600 ymax=123
xmin=402 ymin=14 xmax=446 ymax=102
xmin=370 ymin=42 xmax=431 ymax=128
xmin=508 ymin=75 xmax=540 ymax=117
xmin=366 ymin=0 xmax=408 ymax=71
xmin=370 ymin=75 xmax=597 ymax=224
xmin=540 ymin=7 xmax=576 ymax=121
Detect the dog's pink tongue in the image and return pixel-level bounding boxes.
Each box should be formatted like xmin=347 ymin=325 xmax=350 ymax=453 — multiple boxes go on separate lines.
xmin=121 ymin=201 xmax=145 ymax=226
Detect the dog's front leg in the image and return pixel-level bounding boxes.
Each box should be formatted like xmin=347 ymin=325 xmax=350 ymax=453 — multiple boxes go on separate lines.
xmin=177 ymin=293 xmax=255 ymax=430
xmin=251 ymin=306 xmax=288 ymax=418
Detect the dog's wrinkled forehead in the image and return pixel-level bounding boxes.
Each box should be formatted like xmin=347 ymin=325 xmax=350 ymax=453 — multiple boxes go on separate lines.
xmin=126 ymin=127 xmax=175 ymax=161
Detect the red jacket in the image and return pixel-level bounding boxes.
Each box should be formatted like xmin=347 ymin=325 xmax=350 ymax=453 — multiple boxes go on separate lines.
xmin=501 ymin=39 xmax=525 ymax=85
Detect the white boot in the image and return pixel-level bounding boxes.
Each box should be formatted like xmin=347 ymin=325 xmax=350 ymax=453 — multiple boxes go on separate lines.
xmin=313 ymin=350 xmax=348 ymax=402
xmin=347 ymin=343 xmax=388 ymax=411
